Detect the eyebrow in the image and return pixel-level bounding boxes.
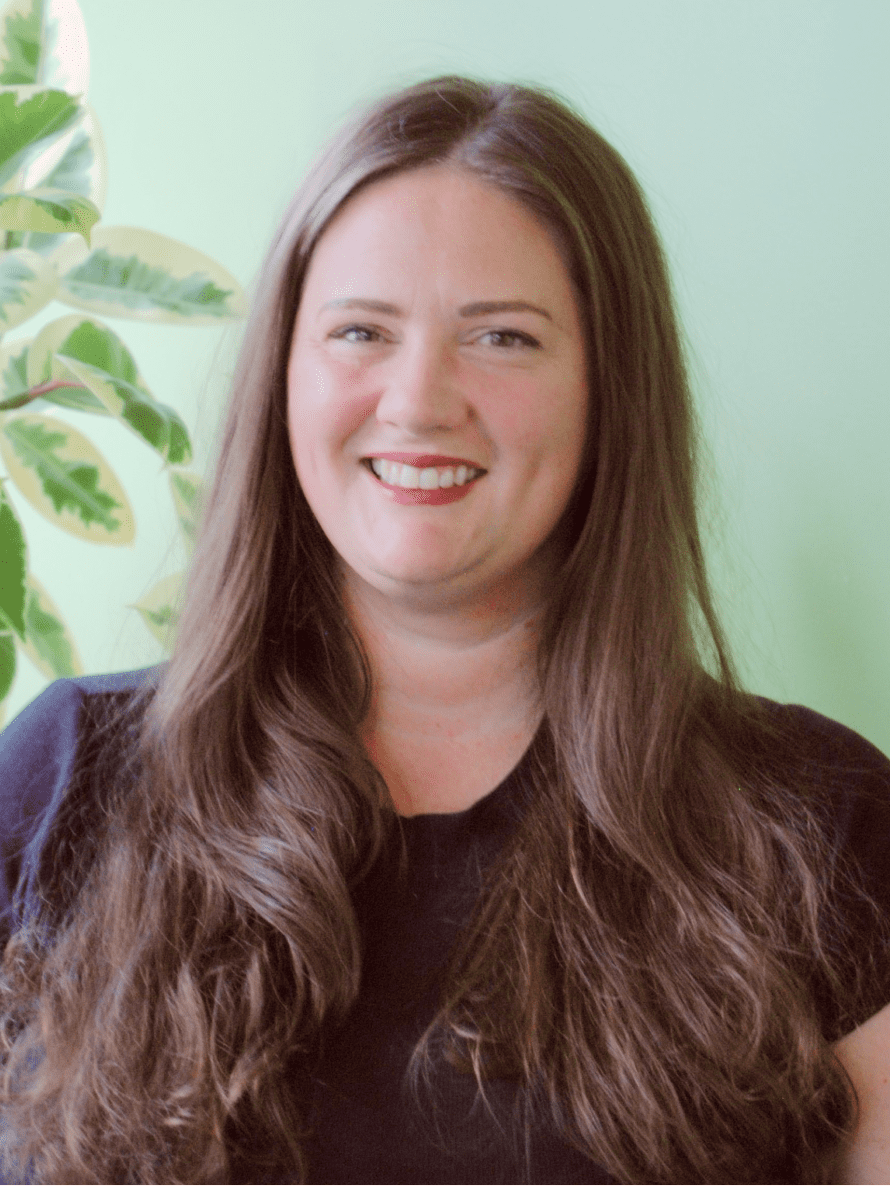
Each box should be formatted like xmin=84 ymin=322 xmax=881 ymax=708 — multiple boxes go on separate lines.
xmin=320 ymin=297 xmax=553 ymax=322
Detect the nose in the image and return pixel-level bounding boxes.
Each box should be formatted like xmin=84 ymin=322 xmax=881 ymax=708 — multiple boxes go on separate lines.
xmin=373 ymin=334 xmax=466 ymax=433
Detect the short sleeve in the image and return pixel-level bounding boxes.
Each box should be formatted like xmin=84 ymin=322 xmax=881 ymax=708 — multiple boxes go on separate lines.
xmin=0 ymin=679 xmax=88 ymax=946
xmin=0 ymin=668 xmax=161 ymax=947
xmin=771 ymin=703 xmax=890 ymax=1040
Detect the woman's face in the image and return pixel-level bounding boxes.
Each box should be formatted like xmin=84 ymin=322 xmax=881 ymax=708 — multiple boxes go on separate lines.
xmin=287 ymin=164 xmax=589 ymax=613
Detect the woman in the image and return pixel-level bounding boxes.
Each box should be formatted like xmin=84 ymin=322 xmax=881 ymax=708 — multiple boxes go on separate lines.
xmin=0 ymin=75 xmax=889 ymax=1184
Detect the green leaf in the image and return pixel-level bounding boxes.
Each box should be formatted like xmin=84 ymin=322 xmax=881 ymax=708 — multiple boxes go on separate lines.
xmin=0 ymin=333 xmax=106 ymax=413
xmin=0 ymin=337 xmax=29 ymax=403
xmin=0 ymin=483 xmax=27 ymax=637
xmin=19 ymin=571 xmax=81 ymax=677
xmin=53 ymin=226 xmax=248 ymax=324
xmin=0 ymin=631 xmax=15 ymax=706
xmin=0 ymin=186 xmax=98 ymax=242
xmin=131 ymin=570 xmax=182 ymax=650
xmin=0 ymin=412 xmax=134 ymax=542
xmin=9 ymin=107 xmax=106 ymax=253
xmin=39 ymin=115 xmax=93 ymax=188
xmin=0 ymin=0 xmax=40 ymax=84
xmin=29 ymin=107 xmax=103 ymax=195
xmin=0 ymin=251 xmax=32 ymax=319
xmin=60 ymin=356 xmax=191 ymax=464
xmin=29 ymin=382 xmax=105 ymax=412
xmin=0 ymin=86 xmax=82 ymax=186
xmin=21 ymin=315 xmax=107 ymax=412
xmin=0 ymin=245 xmax=56 ymax=330
xmin=4 ymin=417 xmax=118 ymax=527
xmin=60 ymin=246 xmax=234 ymax=317
xmin=27 ymin=313 xmax=192 ymax=461
xmin=0 ymin=0 xmax=89 ymax=91
xmin=169 ymin=468 xmax=202 ymax=552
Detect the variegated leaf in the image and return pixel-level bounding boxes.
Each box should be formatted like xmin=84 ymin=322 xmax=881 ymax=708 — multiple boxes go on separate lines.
xmin=60 ymin=352 xmax=192 ymax=464
xmin=5 ymin=108 xmax=104 ymax=252
xmin=1 ymin=412 xmax=134 ymax=542
xmin=0 ymin=245 xmax=56 ymax=330
xmin=0 ymin=185 xmax=98 ymax=242
xmin=52 ymin=226 xmax=248 ymax=323
xmin=169 ymin=468 xmax=202 ymax=552
xmin=28 ymin=313 xmax=192 ymax=461
xmin=0 ymin=0 xmax=39 ymax=85
xmin=0 ymin=482 xmax=26 ymax=637
xmin=13 ymin=106 xmax=105 ymax=256
xmin=0 ymin=0 xmax=89 ymax=91
xmin=23 ymin=314 xmax=105 ymax=411
xmin=0 ymin=85 xmax=82 ymax=187
xmin=131 ymin=571 xmax=182 ymax=650
xmin=0 ymin=335 xmax=31 ymax=410
xmin=0 ymin=336 xmax=86 ymax=416
xmin=0 ymin=631 xmax=14 ymax=708
xmin=19 ymin=570 xmax=81 ymax=677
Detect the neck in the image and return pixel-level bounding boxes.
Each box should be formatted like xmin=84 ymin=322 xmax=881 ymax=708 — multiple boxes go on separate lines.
xmin=343 ymin=572 xmax=545 ymax=814
xmin=346 ymin=572 xmax=544 ymax=719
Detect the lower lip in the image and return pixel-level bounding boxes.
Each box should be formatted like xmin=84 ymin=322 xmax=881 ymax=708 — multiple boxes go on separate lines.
xmin=367 ymin=468 xmax=482 ymax=505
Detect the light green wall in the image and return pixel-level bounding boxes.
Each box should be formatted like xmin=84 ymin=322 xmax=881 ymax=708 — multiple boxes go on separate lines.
xmin=7 ymin=0 xmax=890 ymax=754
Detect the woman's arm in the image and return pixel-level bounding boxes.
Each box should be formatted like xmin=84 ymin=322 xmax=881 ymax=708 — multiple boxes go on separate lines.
xmin=833 ymin=999 xmax=890 ymax=1182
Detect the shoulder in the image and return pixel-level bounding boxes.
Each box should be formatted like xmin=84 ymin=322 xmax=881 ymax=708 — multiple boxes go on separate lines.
xmin=757 ymin=699 xmax=890 ymax=1042
xmin=757 ymin=698 xmax=890 ymax=776
xmin=0 ymin=667 xmax=163 ymax=942
xmin=0 ymin=667 xmax=162 ymax=824
xmin=756 ymin=698 xmax=890 ymax=862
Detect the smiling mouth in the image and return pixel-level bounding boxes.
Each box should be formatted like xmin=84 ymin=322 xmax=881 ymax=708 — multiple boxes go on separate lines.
xmin=363 ymin=458 xmax=486 ymax=490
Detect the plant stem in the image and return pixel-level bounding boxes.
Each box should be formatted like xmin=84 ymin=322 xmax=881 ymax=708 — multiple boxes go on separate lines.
xmin=0 ymin=380 xmax=88 ymax=412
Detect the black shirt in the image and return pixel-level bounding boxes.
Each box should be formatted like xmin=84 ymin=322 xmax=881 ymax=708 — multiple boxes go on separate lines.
xmin=1 ymin=669 xmax=890 ymax=1184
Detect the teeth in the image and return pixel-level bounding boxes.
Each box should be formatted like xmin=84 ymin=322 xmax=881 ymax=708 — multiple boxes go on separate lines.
xmin=367 ymin=459 xmax=482 ymax=489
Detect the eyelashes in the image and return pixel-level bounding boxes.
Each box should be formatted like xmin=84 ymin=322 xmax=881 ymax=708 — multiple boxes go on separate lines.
xmin=478 ymin=329 xmax=540 ymax=349
xmin=329 ymin=325 xmax=383 ymax=344
xmin=328 ymin=324 xmax=541 ymax=350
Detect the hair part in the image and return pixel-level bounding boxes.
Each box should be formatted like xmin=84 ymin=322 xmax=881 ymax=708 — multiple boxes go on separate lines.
xmin=0 ymin=75 xmax=866 ymax=1182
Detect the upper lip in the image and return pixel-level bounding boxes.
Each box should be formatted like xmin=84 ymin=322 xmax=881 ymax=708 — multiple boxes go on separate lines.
xmin=363 ymin=452 xmax=487 ymax=470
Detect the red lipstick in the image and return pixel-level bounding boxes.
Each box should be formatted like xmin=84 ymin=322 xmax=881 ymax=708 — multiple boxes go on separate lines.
xmin=364 ymin=452 xmax=485 ymax=470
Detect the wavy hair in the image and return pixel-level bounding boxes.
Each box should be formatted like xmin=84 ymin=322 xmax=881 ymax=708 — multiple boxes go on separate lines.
xmin=0 ymin=75 xmax=867 ymax=1182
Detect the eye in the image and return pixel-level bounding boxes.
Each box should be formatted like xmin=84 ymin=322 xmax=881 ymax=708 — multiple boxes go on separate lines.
xmin=328 ymin=324 xmax=387 ymax=344
xmin=478 ymin=328 xmax=541 ymax=349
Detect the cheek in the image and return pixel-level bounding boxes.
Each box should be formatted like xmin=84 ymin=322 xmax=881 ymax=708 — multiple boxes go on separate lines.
xmin=287 ymin=350 xmax=331 ymax=421
xmin=505 ymin=381 xmax=589 ymax=524
xmin=547 ymin=368 xmax=589 ymax=465
xmin=287 ymin=352 xmax=371 ymax=463
xmin=505 ymin=387 xmax=587 ymax=471
xmin=287 ymin=355 xmax=333 ymax=495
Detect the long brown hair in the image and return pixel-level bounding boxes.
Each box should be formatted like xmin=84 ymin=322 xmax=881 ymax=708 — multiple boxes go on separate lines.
xmin=0 ymin=75 xmax=865 ymax=1182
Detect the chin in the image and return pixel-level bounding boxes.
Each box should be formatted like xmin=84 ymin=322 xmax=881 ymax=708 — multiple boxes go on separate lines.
xmin=374 ymin=564 xmax=461 ymax=589
xmin=358 ymin=552 xmax=475 ymax=591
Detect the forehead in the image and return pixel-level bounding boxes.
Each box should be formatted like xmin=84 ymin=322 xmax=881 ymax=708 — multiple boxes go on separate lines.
xmin=300 ymin=164 xmax=577 ymax=308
